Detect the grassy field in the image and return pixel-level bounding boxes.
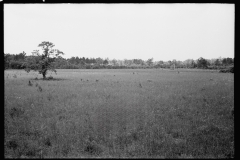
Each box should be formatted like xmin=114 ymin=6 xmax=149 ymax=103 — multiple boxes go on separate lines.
xmin=4 ymin=68 xmax=234 ymax=158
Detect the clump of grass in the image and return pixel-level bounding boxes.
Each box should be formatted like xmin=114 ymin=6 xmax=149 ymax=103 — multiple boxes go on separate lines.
xmin=6 ymin=139 xmax=18 ymax=150
xmin=43 ymin=137 xmax=52 ymax=147
xmin=18 ymin=140 xmax=42 ymax=158
xmin=25 ymin=147 xmax=40 ymax=157
xmin=48 ymin=76 xmax=53 ymax=80
xmin=28 ymin=81 xmax=33 ymax=86
xmin=38 ymin=86 xmax=43 ymax=92
xmin=84 ymin=141 xmax=104 ymax=156
xmin=47 ymin=94 xmax=52 ymax=101
xmin=9 ymin=107 xmax=24 ymax=118
xmin=13 ymin=74 xmax=17 ymax=78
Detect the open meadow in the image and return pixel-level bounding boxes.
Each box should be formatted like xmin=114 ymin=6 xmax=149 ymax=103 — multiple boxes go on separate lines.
xmin=4 ymin=69 xmax=234 ymax=158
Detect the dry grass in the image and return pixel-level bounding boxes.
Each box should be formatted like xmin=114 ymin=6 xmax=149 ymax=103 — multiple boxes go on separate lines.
xmin=4 ymin=69 xmax=234 ymax=158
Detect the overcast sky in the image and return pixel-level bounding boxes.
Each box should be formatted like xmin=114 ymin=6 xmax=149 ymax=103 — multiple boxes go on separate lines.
xmin=4 ymin=3 xmax=234 ymax=61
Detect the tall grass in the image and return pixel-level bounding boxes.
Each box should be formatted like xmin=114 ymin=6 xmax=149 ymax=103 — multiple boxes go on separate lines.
xmin=4 ymin=69 xmax=234 ymax=158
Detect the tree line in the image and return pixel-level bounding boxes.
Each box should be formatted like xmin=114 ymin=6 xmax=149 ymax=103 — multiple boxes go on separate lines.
xmin=4 ymin=52 xmax=234 ymax=70
xmin=5 ymin=41 xmax=234 ymax=71
xmin=5 ymin=41 xmax=234 ymax=79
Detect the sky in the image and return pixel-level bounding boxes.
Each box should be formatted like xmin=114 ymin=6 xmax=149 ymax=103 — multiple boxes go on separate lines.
xmin=4 ymin=3 xmax=234 ymax=61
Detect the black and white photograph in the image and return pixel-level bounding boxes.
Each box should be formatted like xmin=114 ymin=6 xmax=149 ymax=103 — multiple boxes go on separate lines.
xmin=4 ymin=3 xmax=234 ymax=158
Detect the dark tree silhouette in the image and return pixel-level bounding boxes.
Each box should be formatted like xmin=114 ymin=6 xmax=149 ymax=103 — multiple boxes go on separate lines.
xmin=24 ymin=41 xmax=64 ymax=79
xmin=197 ymin=57 xmax=209 ymax=69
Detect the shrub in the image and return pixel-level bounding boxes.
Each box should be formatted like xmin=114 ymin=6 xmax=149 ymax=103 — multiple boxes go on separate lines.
xmin=38 ymin=86 xmax=43 ymax=92
xmin=48 ymin=76 xmax=53 ymax=80
xmin=219 ymin=66 xmax=234 ymax=73
xmin=229 ymin=66 xmax=234 ymax=73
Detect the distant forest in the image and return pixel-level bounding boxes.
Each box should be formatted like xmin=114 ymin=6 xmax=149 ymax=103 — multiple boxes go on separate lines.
xmin=4 ymin=52 xmax=234 ymax=71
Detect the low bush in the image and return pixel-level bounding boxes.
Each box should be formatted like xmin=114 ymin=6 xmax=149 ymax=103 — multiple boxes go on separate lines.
xmin=219 ymin=66 xmax=234 ymax=73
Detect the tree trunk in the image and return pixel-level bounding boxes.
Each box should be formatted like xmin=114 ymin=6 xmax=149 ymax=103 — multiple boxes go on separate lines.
xmin=42 ymin=71 xmax=46 ymax=79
